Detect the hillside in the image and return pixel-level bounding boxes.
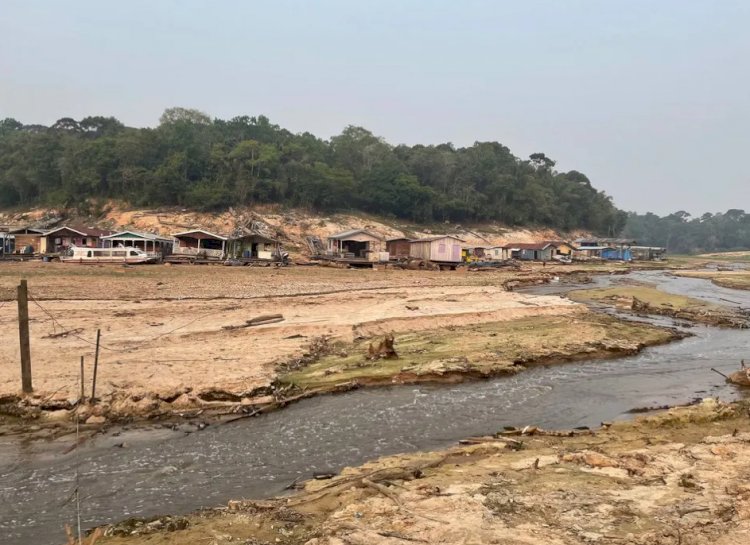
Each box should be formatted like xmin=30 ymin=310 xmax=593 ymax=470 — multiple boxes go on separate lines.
xmin=0 ymin=111 xmax=626 ymax=234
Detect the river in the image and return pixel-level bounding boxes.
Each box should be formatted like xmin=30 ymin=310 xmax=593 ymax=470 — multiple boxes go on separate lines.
xmin=1 ymin=270 xmax=748 ymax=545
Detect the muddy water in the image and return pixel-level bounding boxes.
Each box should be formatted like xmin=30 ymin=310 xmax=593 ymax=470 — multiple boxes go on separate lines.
xmin=2 ymin=272 xmax=748 ymax=545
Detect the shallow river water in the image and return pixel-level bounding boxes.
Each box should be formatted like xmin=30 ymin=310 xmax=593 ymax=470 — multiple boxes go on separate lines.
xmin=1 ymin=271 xmax=749 ymax=545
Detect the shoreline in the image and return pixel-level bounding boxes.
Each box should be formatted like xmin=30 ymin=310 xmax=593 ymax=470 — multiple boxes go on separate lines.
xmin=89 ymin=398 xmax=750 ymax=545
xmin=0 ymin=308 xmax=686 ymax=442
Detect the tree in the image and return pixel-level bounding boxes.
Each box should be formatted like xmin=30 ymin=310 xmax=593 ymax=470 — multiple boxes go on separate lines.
xmin=159 ymin=107 xmax=211 ymax=126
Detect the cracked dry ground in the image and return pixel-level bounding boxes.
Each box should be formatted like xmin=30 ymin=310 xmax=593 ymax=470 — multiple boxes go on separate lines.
xmin=98 ymin=400 xmax=750 ymax=545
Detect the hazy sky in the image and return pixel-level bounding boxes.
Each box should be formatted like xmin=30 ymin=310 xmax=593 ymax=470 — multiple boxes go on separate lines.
xmin=1 ymin=1 xmax=748 ymax=215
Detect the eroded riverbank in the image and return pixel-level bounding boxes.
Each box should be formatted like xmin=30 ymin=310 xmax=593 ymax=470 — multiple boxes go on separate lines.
xmin=2 ymin=267 xmax=749 ymax=544
xmin=0 ymin=263 xmax=678 ymax=440
xmin=91 ymin=398 xmax=750 ymax=545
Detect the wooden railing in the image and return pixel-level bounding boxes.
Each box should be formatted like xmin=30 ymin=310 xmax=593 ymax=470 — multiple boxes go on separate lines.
xmin=173 ymin=247 xmax=225 ymax=258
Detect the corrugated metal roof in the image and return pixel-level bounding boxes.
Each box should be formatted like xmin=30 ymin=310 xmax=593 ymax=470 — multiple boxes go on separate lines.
xmin=102 ymin=230 xmax=172 ymax=242
xmin=504 ymin=242 xmax=554 ymax=250
xmin=44 ymin=225 xmax=114 ymax=237
xmin=411 ymin=235 xmax=465 ymax=243
xmin=173 ymin=229 xmax=228 ymax=241
xmin=328 ymin=229 xmax=383 ymax=240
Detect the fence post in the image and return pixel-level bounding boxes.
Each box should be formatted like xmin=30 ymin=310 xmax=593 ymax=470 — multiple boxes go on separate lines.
xmin=80 ymin=356 xmax=85 ymax=402
xmin=91 ymin=329 xmax=101 ymax=403
xmin=17 ymin=279 xmax=32 ymax=393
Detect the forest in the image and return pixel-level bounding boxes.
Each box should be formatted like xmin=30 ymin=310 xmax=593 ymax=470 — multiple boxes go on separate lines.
xmin=0 ymin=108 xmax=626 ymax=234
xmin=623 ymin=210 xmax=750 ymax=254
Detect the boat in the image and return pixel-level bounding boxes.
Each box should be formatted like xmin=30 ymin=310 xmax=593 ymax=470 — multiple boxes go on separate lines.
xmin=60 ymin=245 xmax=159 ymax=264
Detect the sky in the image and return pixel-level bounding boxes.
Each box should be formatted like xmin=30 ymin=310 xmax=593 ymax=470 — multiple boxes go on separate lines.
xmin=1 ymin=0 xmax=748 ymax=215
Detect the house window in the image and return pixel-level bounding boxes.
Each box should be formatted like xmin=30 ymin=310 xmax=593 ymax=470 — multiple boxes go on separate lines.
xmin=438 ymin=243 xmax=446 ymax=253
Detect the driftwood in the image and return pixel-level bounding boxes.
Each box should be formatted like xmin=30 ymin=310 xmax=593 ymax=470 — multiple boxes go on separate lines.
xmin=362 ymin=478 xmax=447 ymax=524
xmin=44 ymin=328 xmax=84 ymax=339
xmin=65 ymin=524 xmax=103 ymax=545
xmin=286 ymin=455 xmax=449 ymax=508
xmin=367 ymin=333 xmax=398 ymax=360
xmin=222 ymin=314 xmax=284 ymax=330
xmin=497 ymin=425 xmax=593 ymax=437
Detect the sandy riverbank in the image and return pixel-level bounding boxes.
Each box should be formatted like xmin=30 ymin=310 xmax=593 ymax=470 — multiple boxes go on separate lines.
xmin=91 ymin=398 xmax=750 ymax=545
xmin=0 ymin=262 xmax=680 ymax=437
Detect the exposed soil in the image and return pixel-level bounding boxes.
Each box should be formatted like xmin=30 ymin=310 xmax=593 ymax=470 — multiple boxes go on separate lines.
xmin=281 ymin=313 xmax=682 ymax=390
xmin=568 ymin=285 xmax=750 ymax=328
xmin=675 ymin=270 xmax=750 ymax=291
xmin=92 ymin=398 xmax=750 ymax=545
xmin=0 ymin=262 xmax=677 ymax=438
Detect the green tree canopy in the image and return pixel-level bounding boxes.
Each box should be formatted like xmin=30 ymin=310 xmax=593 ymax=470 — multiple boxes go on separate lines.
xmin=0 ymin=108 xmax=626 ymax=234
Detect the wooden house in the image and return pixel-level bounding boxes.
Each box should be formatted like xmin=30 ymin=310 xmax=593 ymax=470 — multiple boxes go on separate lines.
xmin=409 ymin=236 xmax=464 ymax=263
xmin=327 ymin=229 xmax=386 ymax=262
xmin=386 ymin=237 xmax=411 ymax=260
xmin=485 ymin=246 xmax=512 ymax=261
xmin=102 ymin=230 xmax=174 ymax=256
xmin=172 ymin=229 xmax=228 ymax=260
xmin=0 ymin=231 xmax=13 ymax=255
xmin=8 ymin=227 xmax=45 ymax=254
xmin=508 ymin=242 xmax=555 ymax=261
xmin=631 ymin=246 xmax=666 ymax=261
xmin=575 ymin=238 xmax=634 ymax=260
xmin=546 ymin=241 xmax=575 ymax=257
xmin=40 ymin=226 xmax=113 ymax=254
xmin=229 ymin=231 xmax=284 ymax=261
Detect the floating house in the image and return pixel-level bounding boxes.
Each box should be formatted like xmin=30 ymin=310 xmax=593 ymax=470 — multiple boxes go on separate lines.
xmin=101 ymin=230 xmax=173 ymax=256
xmin=409 ymin=236 xmax=464 ymax=263
xmin=40 ymin=226 xmax=113 ymax=254
xmin=8 ymin=227 xmax=45 ymax=254
xmin=385 ymin=237 xmax=412 ymax=260
xmin=485 ymin=246 xmax=512 ymax=261
xmin=229 ymin=230 xmax=285 ymax=261
xmin=172 ymin=229 xmax=228 ymax=260
xmin=575 ymin=238 xmax=634 ymax=261
xmin=631 ymin=246 xmax=667 ymax=261
xmin=507 ymin=242 xmax=556 ymax=261
xmin=327 ymin=229 xmax=387 ymax=262
xmin=0 ymin=231 xmax=13 ymax=255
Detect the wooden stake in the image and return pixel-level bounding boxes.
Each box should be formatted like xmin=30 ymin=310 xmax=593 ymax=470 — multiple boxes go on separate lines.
xmin=17 ymin=279 xmax=32 ymax=393
xmin=91 ymin=329 xmax=100 ymax=403
xmin=80 ymin=356 xmax=85 ymax=402
xmin=711 ymin=367 xmax=729 ymax=379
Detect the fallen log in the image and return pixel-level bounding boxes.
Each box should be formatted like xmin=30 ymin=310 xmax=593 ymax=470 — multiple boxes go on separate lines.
xmin=43 ymin=328 xmax=84 ymax=339
xmin=222 ymin=314 xmax=284 ymax=330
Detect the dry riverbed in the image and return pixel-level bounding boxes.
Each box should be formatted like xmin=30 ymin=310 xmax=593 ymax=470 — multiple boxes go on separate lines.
xmin=90 ymin=398 xmax=750 ymax=545
xmin=675 ymin=270 xmax=750 ymax=291
xmin=568 ymin=284 xmax=750 ymax=328
xmin=0 ymin=262 xmax=679 ymax=437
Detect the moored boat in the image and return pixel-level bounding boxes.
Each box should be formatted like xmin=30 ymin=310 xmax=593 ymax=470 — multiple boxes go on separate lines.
xmin=60 ymin=246 xmax=159 ymax=264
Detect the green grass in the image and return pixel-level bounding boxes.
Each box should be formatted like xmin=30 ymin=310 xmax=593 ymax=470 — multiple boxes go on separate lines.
xmin=280 ymin=313 xmax=677 ymax=390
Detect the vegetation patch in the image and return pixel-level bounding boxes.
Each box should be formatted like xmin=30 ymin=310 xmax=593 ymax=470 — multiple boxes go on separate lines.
xmin=280 ymin=312 xmax=679 ymax=390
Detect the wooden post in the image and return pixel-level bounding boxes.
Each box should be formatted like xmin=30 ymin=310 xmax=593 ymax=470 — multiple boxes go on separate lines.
xmin=80 ymin=356 xmax=85 ymax=402
xmin=17 ymin=279 xmax=32 ymax=393
xmin=91 ymin=329 xmax=101 ymax=403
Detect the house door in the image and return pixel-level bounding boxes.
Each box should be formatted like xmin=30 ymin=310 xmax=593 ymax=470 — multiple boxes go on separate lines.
xmin=451 ymin=244 xmax=460 ymax=261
